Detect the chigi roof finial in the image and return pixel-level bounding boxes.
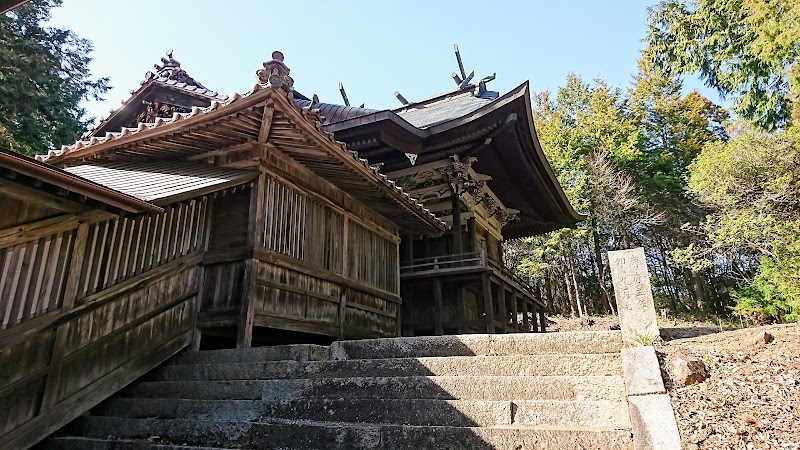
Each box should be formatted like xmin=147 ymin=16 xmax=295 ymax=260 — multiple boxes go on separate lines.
xmin=256 ymin=51 xmax=294 ymax=90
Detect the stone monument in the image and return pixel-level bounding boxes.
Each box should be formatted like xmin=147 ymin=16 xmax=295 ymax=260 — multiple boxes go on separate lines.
xmin=608 ymin=247 xmax=660 ymax=344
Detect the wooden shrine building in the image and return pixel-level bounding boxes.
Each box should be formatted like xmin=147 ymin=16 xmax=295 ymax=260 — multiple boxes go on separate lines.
xmin=0 ymin=50 xmax=580 ymax=449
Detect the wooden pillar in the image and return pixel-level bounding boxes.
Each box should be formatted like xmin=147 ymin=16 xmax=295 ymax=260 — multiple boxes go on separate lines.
xmin=482 ymin=273 xmax=494 ymax=333
xmin=433 ymin=278 xmax=444 ymax=336
xmin=498 ymin=284 xmax=507 ymax=333
xmin=237 ymin=176 xmax=265 ymax=348
xmin=403 ymin=287 xmax=415 ymax=337
xmin=455 ymin=287 xmax=465 ymax=334
xmin=451 ymin=188 xmax=462 ymax=255
xmin=510 ymin=291 xmax=518 ymax=332
xmin=522 ymin=298 xmax=529 ymax=332
xmin=530 ymin=303 xmax=539 ymax=333
xmin=538 ymin=309 xmax=547 ymax=332
xmin=403 ymin=233 xmax=414 ymax=262
xmin=467 ymin=217 xmax=477 ymax=252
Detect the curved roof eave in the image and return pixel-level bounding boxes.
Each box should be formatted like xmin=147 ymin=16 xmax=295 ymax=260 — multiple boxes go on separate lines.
xmin=516 ymin=82 xmax=586 ymax=224
xmin=417 ymin=81 xmax=585 ymax=226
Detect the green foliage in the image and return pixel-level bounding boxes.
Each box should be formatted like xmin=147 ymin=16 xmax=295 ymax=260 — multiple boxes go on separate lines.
xmin=732 ymin=258 xmax=799 ymax=323
xmin=674 ymin=123 xmax=800 ymax=322
xmin=0 ymin=0 xmax=108 ymax=155
xmin=643 ymin=0 xmax=800 ymax=129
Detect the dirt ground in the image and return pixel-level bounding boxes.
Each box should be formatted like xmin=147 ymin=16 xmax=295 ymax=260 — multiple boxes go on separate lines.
xmin=658 ymin=323 xmax=800 ymax=450
xmin=550 ymin=316 xmax=800 ymax=450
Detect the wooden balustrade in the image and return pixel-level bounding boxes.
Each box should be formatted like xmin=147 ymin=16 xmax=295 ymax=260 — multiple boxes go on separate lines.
xmin=0 ymin=197 xmax=210 ymax=450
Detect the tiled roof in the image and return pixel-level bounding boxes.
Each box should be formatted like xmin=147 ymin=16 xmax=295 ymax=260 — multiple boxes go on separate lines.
xmin=394 ymin=89 xmax=499 ymax=129
xmin=294 ymin=100 xmax=377 ymax=125
xmin=64 ymin=161 xmax=257 ymax=204
xmin=86 ymin=51 xmax=228 ymax=138
xmin=33 ymin=73 xmax=445 ymax=232
xmin=37 ymin=94 xmax=241 ymax=162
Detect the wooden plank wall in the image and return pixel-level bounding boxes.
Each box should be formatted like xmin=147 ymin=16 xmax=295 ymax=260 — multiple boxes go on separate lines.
xmin=252 ymin=172 xmax=401 ymax=338
xmin=0 ymin=196 xmax=209 ymax=450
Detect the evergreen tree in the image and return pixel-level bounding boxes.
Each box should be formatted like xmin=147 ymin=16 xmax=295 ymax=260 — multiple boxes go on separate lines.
xmin=0 ymin=0 xmax=108 ymax=155
xmin=644 ymin=0 xmax=800 ymax=129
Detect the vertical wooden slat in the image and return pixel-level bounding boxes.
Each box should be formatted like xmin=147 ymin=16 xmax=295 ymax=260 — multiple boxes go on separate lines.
xmin=28 ymin=237 xmax=52 ymax=318
xmin=161 ymin=207 xmax=174 ymax=264
xmin=2 ymin=245 xmax=24 ymax=327
xmin=13 ymin=241 xmax=38 ymax=325
xmin=41 ymin=233 xmax=64 ymax=312
xmin=90 ymin=221 xmax=110 ymax=293
xmin=342 ymin=216 xmax=349 ymax=280
xmin=109 ymin=218 xmax=127 ymax=286
xmin=135 ymin=215 xmax=152 ymax=276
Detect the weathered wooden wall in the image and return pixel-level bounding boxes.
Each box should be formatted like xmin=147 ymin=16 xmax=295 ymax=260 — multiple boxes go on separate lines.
xmin=249 ymin=171 xmax=401 ymax=340
xmin=0 ymin=196 xmax=209 ymax=450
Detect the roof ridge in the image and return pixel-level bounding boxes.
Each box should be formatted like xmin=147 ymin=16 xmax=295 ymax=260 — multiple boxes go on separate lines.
xmin=85 ymin=51 xmax=228 ymax=138
xmin=389 ymin=82 xmax=499 ymax=112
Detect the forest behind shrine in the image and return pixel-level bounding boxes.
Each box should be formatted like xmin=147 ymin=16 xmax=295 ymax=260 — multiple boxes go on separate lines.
xmin=505 ymin=0 xmax=800 ymax=324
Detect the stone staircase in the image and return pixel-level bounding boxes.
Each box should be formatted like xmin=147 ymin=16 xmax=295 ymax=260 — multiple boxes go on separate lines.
xmin=38 ymin=331 xmax=634 ymax=450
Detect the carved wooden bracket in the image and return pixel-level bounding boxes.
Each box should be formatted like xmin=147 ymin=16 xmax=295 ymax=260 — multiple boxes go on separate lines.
xmin=436 ymin=155 xmax=477 ymax=195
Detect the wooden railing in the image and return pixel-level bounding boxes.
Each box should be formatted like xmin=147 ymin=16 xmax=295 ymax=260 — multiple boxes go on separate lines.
xmin=0 ymin=199 xmax=209 ymax=450
xmin=486 ymin=257 xmax=541 ymax=303
xmin=399 ymin=250 xmax=486 ymax=274
xmin=399 ymin=241 xmax=544 ymax=308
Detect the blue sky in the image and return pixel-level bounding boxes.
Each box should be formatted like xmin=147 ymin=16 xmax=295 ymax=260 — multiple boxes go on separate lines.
xmin=47 ymin=0 xmax=724 ymax=121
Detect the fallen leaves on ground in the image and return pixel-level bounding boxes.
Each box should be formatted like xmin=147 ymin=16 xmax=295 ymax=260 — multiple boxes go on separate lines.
xmin=658 ymin=324 xmax=800 ymax=450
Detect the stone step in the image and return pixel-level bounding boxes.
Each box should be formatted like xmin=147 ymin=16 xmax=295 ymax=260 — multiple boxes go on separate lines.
xmin=260 ymin=376 xmax=627 ymax=402
xmin=121 ymin=376 xmax=626 ymax=401
xmin=144 ymin=360 xmax=300 ymax=382
xmin=36 ymin=437 xmax=226 ymax=450
xmin=168 ymin=344 xmax=329 ymax=366
xmin=73 ymin=417 xmax=634 ymax=450
xmin=93 ymin=398 xmax=632 ymax=428
xmin=330 ymin=331 xmax=624 ymax=360
xmin=146 ymin=353 xmax=622 ymax=381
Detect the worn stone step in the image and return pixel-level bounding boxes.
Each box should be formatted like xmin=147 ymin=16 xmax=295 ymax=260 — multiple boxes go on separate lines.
xmin=330 ymin=331 xmax=624 ymax=360
xmin=147 ymin=353 xmax=622 ymax=381
xmin=144 ymin=360 xmax=300 ymax=382
xmin=121 ymin=376 xmax=626 ymax=402
xmin=260 ymin=376 xmax=627 ymax=402
xmin=302 ymin=354 xmax=623 ymax=378
xmin=93 ymin=398 xmax=631 ymax=428
xmin=168 ymin=344 xmax=329 ymax=366
xmin=74 ymin=417 xmax=634 ymax=450
xmin=36 ymin=437 xmax=227 ymax=450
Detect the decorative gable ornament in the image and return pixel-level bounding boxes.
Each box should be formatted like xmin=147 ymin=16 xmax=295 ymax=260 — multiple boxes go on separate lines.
xmin=256 ymin=51 xmax=294 ymax=91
